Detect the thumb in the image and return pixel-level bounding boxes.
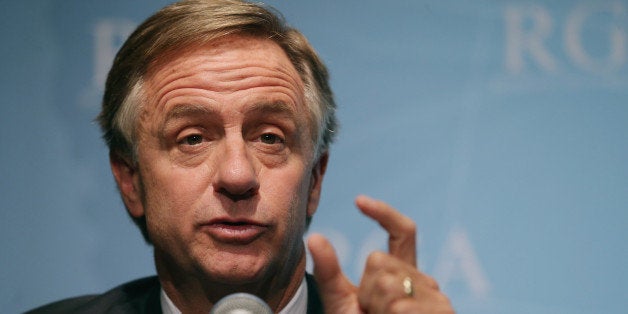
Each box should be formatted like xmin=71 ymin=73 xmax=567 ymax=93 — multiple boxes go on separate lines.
xmin=307 ymin=234 xmax=356 ymax=303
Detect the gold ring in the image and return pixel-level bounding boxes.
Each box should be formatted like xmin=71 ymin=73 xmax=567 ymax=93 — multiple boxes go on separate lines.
xmin=402 ymin=276 xmax=414 ymax=297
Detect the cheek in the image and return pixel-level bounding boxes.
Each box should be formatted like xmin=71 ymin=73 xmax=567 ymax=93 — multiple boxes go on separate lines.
xmin=264 ymin=166 xmax=312 ymax=223
xmin=139 ymin=161 xmax=210 ymax=225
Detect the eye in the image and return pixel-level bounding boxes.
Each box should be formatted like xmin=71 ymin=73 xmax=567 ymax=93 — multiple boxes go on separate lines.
xmin=260 ymin=133 xmax=283 ymax=145
xmin=183 ymin=134 xmax=203 ymax=145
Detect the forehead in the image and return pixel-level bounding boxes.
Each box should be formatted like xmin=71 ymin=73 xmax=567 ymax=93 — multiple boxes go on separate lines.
xmin=138 ymin=35 xmax=308 ymax=124
xmin=145 ymin=35 xmax=304 ymax=97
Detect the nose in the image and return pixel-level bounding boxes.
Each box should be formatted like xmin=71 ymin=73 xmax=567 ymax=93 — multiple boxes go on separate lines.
xmin=212 ymin=139 xmax=259 ymax=201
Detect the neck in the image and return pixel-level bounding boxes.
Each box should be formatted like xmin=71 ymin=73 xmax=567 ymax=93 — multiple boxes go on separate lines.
xmin=155 ymin=246 xmax=307 ymax=313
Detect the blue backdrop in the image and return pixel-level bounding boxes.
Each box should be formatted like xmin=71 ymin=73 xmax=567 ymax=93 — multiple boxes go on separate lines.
xmin=2 ymin=1 xmax=627 ymax=313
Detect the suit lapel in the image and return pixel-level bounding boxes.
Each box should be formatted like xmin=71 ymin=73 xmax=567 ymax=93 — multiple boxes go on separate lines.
xmin=305 ymin=274 xmax=324 ymax=314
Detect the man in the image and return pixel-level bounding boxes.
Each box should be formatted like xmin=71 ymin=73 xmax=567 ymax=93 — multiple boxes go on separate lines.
xmin=29 ymin=0 xmax=453 ymax=313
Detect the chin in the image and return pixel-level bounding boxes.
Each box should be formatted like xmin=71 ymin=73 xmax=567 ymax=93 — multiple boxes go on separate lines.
xmin=201 ymin=252 xmax=272 ymax=284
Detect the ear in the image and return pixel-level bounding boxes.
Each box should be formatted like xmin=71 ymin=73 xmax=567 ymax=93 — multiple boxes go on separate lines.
xmin=306 ymin=152 xmax=329 ymax=218
xmin=110 ymin=152 xmax=145 ymax=219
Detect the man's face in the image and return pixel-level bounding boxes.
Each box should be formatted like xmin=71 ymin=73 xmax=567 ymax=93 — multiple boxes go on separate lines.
xmin=115 ymin=36 xmax=325 ymax=285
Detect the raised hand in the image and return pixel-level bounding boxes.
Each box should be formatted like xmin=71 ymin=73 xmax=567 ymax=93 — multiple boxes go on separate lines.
xmin=308 ymin=195 xmax=454 ymax=313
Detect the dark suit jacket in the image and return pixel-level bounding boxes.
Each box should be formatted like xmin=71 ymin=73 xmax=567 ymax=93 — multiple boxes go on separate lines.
xmin=26 ymin=275 xmax=323 ymax=314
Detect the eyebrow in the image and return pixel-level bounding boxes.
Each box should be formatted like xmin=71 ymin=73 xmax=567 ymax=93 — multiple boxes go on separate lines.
xmin=159 ymin=101 xmax=298 ymax=135
xmin=162 ymin=101 xmax=296 ymax=122
xmin=163 ymin=103 xmax=217 ymax=122
xmin=245 ymin=101 xmax=297 ymax=120
xmin=159 ymin=104 xmax=218 ymax=139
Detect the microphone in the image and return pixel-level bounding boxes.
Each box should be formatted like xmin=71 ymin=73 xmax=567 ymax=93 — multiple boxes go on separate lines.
xmin=210 ymin=293 xmax=273 ymax=314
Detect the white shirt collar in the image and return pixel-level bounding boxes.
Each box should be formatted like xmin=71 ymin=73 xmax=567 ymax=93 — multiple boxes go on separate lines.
xmin=278 ymin=277 xmax=308 ymax=314
xmin=160 ymin=277 xmax=308 ymax=314
xmin=160 ymin=288 xmax=180 ymax=314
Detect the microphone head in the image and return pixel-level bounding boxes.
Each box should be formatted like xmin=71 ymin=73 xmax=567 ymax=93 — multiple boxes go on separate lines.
xmin=209 ymin=293 xmax=273 ymax=314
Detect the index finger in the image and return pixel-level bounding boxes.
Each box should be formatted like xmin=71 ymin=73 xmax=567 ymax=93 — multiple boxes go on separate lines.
xmin=355 ymin=195 xmax=417 ymax=267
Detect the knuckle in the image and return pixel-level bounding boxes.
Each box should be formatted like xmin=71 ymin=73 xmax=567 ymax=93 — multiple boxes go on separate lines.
xmin=402 ymin=219 xmax=417 ymax=235
xmin=365 ymin=251 xmax=388 ymax=270
xmin=395 ymin=218 xmax=416 ymax=242
xmin=373 ymin=274 xmax=397 ymax=293
xmin=435 ymin=291 xmax=451 ymax=305
xmin=389 ymin=296 xmax=454 ymax=314
xmin=388 ymin=299 xmax=415 ymax=314
xmin=424 ymin=275 xmax=440 ymax=290
xmin=424 ymin=289 xmax=454 ymax=311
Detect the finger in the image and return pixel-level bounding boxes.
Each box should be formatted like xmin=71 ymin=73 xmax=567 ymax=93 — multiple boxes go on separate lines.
xmin=359 ymin=253 xmax=452 ymax=313
xmin=361 ymin=252 xmax=439 ymax=293
xmin=358 ymin=252 xmax=412 ymax=313
xmin=355 ymin=195 xmax=417 ymax=266
xmin=388 ymin=297 xmax=455 ymax=314
xmin=307 ymin=234 xmax=356 ymax=303
xmin=390 ymin=282 xmax=454 ymax=314
xmin=388 ymin=298 xmax=422 ymax=314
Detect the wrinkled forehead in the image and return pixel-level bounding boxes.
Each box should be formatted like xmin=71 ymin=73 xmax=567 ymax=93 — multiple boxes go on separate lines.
xmin=133 ymin=35 xmax=317 ymax=151
xmin=141 ymin=35 xmax=307 ymax=111
xmin=148 ymin=35 xmax=303 ymax=86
